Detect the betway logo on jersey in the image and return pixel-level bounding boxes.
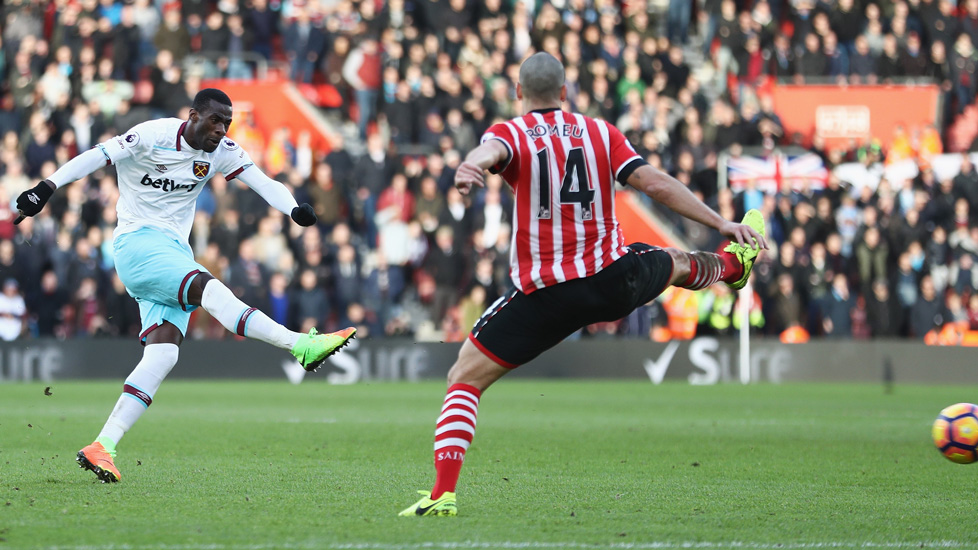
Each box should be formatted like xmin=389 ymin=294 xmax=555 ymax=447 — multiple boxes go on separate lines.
xmin=523 ymin=123 xmax=584 ymax=139
xmin=140 ymin=174 xmax=200 ymax=192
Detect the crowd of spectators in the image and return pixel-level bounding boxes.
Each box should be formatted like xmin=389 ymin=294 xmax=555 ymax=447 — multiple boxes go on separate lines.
xmin=2 ymin=0 xmax=978 ymax=344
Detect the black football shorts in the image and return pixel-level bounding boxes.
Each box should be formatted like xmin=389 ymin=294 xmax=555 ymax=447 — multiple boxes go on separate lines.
xmin=469 ymin=243 xmax=673 ymax=367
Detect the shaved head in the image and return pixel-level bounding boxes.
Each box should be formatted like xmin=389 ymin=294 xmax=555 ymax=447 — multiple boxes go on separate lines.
xmin=519 ymin=52 xmax=565 ymax=103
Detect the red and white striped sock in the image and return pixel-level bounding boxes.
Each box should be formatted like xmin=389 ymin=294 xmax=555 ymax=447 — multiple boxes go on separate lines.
xmin=680 ymin=251 xmax=742 ymax=290
xmin=430 ymin=383 xmax=481 ymax=499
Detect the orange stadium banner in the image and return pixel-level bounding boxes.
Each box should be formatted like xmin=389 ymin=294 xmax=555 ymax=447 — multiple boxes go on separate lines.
xmin=771 ymin=84 xmax=942 ymax=150
xmin=201 ymin=79 xmax=339 ymax=155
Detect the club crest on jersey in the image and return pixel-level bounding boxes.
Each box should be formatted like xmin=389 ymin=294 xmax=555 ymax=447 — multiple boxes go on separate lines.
xmin=193 ymin=161 xmax=211 ymax=179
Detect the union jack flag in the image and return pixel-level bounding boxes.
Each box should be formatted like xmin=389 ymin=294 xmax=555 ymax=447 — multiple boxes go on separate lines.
xmin=726 ymin=150 xmax=828 ymax=194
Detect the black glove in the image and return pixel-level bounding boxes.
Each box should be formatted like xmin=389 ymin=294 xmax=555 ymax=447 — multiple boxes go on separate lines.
xmin=15 ymin=180 xmax=55 ymax=224
xmin=291 ymin=203 xmax=317 ymax=227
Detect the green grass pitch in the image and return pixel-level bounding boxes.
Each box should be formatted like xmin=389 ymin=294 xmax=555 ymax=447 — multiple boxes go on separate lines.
xmin=2 ymin=380 xmax=977 ymax=549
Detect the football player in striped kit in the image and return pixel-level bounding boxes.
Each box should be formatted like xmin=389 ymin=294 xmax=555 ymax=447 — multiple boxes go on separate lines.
xmin=400 ymin=53 xmax=767 ymax=516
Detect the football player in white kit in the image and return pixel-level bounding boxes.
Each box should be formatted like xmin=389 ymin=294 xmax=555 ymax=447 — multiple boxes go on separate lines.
xmin=14 ymin=89 xmax=356 ymax=483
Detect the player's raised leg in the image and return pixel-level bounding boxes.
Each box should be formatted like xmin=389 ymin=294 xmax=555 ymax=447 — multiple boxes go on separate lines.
xmin=400 ymin=339 xmax=509 ymax=516
xmin=187 ymin=272 xmax=356 ymax=371
xmin=667 ymin=209 xmax=766 ymax=291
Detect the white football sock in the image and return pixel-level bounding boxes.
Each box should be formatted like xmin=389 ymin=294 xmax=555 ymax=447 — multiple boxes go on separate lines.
xmin=97 ymin=343 xmax=179 ymax=451
xmin=200 ymin=279 xmax=300 ymax=350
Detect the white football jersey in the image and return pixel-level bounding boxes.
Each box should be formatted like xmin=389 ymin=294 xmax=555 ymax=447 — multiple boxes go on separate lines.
xmin=98 ymin=118 xmax=254 ymax=241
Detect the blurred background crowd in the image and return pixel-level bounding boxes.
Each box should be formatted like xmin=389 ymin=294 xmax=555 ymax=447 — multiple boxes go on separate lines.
xmin=1 ymin=0 xmax=978 ymax=344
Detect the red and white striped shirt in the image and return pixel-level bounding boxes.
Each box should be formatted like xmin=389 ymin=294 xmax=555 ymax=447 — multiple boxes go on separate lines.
xmin=482 ymin=109 xmax=645 ymax=294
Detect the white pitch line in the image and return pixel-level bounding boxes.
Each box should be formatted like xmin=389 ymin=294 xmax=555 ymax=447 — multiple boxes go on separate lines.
xmin=35 ymin=540 xmax=976 ymax=550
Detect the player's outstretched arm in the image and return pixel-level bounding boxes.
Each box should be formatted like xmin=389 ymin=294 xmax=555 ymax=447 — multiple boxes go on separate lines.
xmin=234 ymin=167 xmax=317 ymax=226
xmin=626 ymin=164 xmax=767 ymax=249
xmin=455 ymin=140 xmax=509 ymax=195
xmin=14 ymin=147 xmax=107 ymax=224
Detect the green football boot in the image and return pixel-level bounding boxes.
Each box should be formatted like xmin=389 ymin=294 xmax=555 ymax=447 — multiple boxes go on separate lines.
xmin=723 ymin=208 xmax=766 ymax=290
xmin=399 ymin=491 xmax=458 ymax=517
xmin=290 ymin=327 xmax=357 ymax=372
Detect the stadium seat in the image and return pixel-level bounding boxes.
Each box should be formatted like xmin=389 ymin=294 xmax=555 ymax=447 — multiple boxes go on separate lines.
xmin=295 ymin=83 xmax=344 ymax=108
xmin=961 ymin=331 xmax=978 ymax=347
